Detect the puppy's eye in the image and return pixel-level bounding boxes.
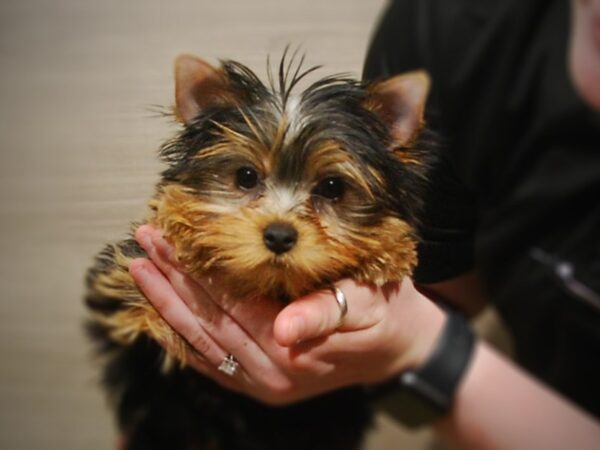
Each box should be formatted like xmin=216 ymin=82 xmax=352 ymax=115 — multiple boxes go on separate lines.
xmin=313 ymin=177 xmax=346 ymax=201
xmin=235 ymin=167 xmax=259 ymax=190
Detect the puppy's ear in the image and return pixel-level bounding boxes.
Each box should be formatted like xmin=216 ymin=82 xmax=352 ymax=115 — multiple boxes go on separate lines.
xmin=174 ymin=54 xmax=234 ymax=124
xmin=365 ymin=71 xmax=430 ymax=147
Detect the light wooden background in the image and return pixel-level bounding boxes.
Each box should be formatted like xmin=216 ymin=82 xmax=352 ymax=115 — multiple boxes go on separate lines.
xmin=0 ymin=1 xmax=490 ymax=448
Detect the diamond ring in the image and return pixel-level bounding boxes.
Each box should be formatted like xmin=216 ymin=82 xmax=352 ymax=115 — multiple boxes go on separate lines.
xmin=218 ymin=354 xmax=239 ymax=376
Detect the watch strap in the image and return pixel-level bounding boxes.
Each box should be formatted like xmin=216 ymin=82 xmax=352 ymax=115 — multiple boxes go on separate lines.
xmin=373 ymin=310 xmax=476 ymax=427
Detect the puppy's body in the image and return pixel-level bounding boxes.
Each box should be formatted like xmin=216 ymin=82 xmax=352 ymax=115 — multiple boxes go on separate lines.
xmin=85 ymin=53 xmax=434 ymax=450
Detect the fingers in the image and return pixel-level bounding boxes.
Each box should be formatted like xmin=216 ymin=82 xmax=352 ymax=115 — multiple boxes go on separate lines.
xmin=135 ymin=225 xmax=283 ymax=352
xmin=184 ymin=352 xmax=253 ymax=395
xmin=135 ymin=226 xmax=225 ymax=323
xmin=135 ymin=225 xmax=179 ymax=276
xmin=129 ymin=258 xmax=228 ymax=367
xmin=130 ymin=257 xmax=272 ymax=389
xmin=273 ymin=291 xmax=340 ymax=346
xmin=273 ymin=280 xmax=386 ymax=346
xmin=132 ymin=226 xmax=291 ymax=385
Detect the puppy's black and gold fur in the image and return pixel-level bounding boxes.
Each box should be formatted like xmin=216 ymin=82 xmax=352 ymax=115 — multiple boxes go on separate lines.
xmin=85 ymin=51 xmax=434 ymax=450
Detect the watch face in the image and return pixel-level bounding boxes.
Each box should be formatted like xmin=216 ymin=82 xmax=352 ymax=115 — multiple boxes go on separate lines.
xmin=376 ymin=372 xmax=448 ymax=428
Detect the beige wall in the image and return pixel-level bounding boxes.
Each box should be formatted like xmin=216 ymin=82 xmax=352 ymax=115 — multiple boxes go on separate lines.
xmin=0 ymin=1 xmax=452 ymax=448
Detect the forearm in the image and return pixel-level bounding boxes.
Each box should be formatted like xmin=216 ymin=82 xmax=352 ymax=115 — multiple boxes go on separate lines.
xmin=435 ymin=342 xmax=600 ymax=450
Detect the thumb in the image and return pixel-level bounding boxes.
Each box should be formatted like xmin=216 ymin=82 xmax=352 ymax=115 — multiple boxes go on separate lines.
xmin=273 ymin=288 xmax=344 ymax=346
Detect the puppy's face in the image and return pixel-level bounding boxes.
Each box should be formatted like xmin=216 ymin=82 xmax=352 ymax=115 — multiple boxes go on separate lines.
xmin=150 ymin=55 xmax=432 ymax=299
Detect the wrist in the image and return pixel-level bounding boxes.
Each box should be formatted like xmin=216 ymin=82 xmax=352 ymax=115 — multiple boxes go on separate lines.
xmin=408 ymin=294 xmax=447 ymax=368
xmin=373 ymin=306 xmax=477 ymax=428
xmin=387 ymin=280 xmax=447 ymax=376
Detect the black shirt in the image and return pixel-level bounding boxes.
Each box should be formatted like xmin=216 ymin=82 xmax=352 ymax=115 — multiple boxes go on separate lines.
xmin=364 ymin=0 xmax=600 ymax=416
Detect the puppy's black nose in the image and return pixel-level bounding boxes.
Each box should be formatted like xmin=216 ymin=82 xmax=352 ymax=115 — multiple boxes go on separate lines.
xmin=263 ymin=222 xmax=298 ymax=254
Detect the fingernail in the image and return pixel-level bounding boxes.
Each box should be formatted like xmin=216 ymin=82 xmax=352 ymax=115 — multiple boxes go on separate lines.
xmin=289 ymin=317 xmax=305 ymax=343
xmin=129 ymin=259 xmax=147 ymax=279
xmin=139 ymin=230 xmax=153 ymax=251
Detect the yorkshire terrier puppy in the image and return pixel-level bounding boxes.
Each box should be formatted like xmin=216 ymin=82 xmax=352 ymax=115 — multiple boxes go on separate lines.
xmin=85 ymin=51 xmax=434 ymax=450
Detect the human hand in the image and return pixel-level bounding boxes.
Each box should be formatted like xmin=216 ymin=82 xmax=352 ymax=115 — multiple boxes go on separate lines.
xmin=130 ymin=224 xmax=446 ymax=406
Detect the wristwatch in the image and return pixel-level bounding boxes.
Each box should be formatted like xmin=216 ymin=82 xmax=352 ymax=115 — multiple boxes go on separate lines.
xmin=372 ymin=310 xmax=476 ymax=428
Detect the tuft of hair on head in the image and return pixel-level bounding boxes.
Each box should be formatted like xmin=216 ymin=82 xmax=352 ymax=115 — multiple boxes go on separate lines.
xmin=266 ymin=45 xmax=321 ymax=110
